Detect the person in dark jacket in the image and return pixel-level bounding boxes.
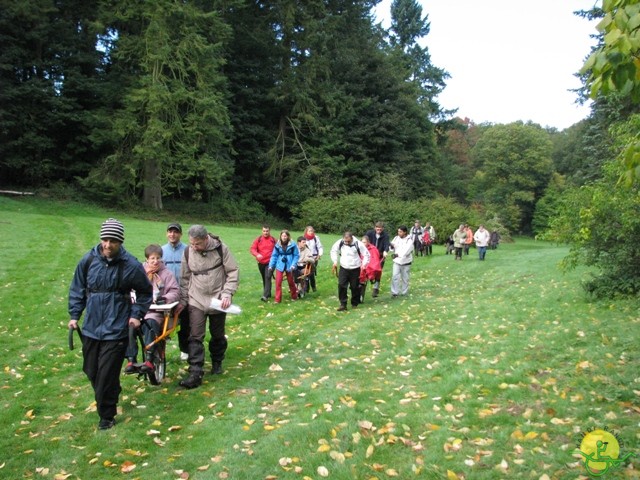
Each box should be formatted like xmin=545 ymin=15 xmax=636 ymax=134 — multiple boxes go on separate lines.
xmin=68 ymin=218 xmax=153 ymax=430
xmin=365 ymin=221 xmax=390 ymax=298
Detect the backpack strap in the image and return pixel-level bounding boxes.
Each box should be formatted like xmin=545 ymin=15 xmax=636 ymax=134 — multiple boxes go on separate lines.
xmin=82 ymin=254 xmax=95 ymax=281
xmin=85 ymin=255 xmax=126 ymax=294
xmin=185 ymin=234 xmax=224 ymax=276
xmin=338 ymin=240 xmax=361 ymax=256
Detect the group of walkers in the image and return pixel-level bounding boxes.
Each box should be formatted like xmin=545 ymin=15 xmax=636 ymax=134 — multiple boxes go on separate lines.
xmin=448 ymin=223 xmax=500 ymax=261
xmin=408 ymin=220 xmax=437 ymax=256
xmin=250 ymin=221 xmax=434 ymax=312
xmin=68 ymin=219 xmax=239 ymax=429
xmin=67 ymin=216 xmax=497 ymax=430
xmin=250 ymin=226 xmax=323 ymax=304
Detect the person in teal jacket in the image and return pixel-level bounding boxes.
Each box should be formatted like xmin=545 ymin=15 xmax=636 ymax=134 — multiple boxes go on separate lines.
xmin=268 ymin=230 xmax=299 ymax=303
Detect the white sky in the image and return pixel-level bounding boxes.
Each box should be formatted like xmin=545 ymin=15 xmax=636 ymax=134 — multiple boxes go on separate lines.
xmin=373 ymin=0 xmax=600 ymax=130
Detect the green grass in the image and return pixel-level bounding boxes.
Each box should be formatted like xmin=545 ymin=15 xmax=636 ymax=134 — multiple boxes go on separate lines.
xmin=0 ymin=196 xmax=638 ymax=479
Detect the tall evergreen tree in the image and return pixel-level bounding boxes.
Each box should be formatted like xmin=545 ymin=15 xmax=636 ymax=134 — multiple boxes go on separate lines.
xmin=86 ymin=0 xmax=234 ymax=209
xmin=222 ymin=1 xmax=285 ymax=214
xmin=0 ymin=0 xmax=105 ymax=187
xmin=389 ymin=0 xmax=449 ymax=117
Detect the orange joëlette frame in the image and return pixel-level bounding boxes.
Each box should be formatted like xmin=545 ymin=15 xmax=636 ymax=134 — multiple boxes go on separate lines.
xmin=145 ymin=308 xmax=179 ymax=350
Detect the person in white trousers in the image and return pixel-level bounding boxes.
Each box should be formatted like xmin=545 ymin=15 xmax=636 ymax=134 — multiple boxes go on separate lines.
xmin=389 ymin=225 xmax=413 ymax=297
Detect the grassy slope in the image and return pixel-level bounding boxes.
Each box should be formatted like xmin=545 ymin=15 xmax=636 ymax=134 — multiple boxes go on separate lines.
xmin=0 ymin=196 xmax=638 ymax=479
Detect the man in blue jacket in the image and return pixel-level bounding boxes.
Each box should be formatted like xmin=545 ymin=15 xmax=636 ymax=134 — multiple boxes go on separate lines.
xmin=162 ymin=222 xmax=190 ymax=360
xmin=68 ymin=218 xmax=152 ymax=430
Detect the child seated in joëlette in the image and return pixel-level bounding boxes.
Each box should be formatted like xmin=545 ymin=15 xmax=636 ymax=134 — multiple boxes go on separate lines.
xmin=296 ymin=236 xmax=315 ymax=274
xmin=125 ymin=244 xmax=180 ymax=374
xmin=295 ymin=236 xmax=315 ymax=296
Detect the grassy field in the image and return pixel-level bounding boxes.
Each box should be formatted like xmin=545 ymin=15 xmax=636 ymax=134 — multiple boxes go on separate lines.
xmin=0 ymin=196 xmax=638 ymax=480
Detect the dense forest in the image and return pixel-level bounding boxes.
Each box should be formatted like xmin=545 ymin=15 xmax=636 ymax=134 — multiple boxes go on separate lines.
xmin=2 ymin=0 xmax=640 ymax=298
xmin=0 ymin=2 xmax=600 ymax=226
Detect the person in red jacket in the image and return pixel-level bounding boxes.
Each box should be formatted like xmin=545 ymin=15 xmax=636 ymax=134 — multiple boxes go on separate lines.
xmin=464 ymin=224 xmax=474 ymax=256
xmin=359 ymin=235 xmax=382 ymax=303
xmin=250 ymin=224 xmax=277 ymax=302
xmin=421 ymin=229 xmax=431 ymax=255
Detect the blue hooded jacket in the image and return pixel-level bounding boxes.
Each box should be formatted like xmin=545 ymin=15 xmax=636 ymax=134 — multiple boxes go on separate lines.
xmin=68 ymin=245 xmax=153 ymax=341
xmin=268 ymin=241 xmax=299 ymax=273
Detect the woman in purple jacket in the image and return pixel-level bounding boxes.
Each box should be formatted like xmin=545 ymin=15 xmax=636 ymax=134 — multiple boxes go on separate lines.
xmin=125 ymin=244 xmax=180 ymax=374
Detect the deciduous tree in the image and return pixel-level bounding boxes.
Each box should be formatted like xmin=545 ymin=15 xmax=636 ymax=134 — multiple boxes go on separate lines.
xmin=470 ymin=122 xmax=553 ymax=233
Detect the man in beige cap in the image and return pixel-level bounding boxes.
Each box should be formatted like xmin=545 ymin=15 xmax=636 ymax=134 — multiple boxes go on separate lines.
xmin=162 ymin=222 xmax=190 ymax=360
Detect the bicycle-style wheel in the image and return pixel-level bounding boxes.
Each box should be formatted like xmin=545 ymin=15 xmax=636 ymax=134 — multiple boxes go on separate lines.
xmin=146 ymin=340 xmax=166 ymax=385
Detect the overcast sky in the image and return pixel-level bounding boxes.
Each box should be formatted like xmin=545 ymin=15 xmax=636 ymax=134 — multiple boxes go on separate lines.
xmin=373 ymin=0 xmax=600 ymax=130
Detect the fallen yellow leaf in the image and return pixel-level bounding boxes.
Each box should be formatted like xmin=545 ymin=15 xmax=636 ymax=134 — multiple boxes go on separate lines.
xmin=366 ymin=444 xmax=374 ymax=458
xmin=120 ymin=461 xmax=136 ymax=473
xmin=53 ymin=474 xmax=73 ymax=480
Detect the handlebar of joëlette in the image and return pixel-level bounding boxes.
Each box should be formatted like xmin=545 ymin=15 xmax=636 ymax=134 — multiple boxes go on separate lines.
xmin=68 ymin=326 xmax=82 ymax=351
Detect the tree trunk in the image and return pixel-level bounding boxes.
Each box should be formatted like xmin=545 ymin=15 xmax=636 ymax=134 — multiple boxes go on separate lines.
xmin=142 ymin=157 xmax=163 ymax=210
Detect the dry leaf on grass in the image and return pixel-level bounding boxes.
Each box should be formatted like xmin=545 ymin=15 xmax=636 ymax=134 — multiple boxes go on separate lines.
xmin=120 ymin=461 xmax=136 ymax=473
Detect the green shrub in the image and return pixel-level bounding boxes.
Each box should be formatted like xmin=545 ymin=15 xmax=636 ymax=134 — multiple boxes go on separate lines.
xmin=293 ymin=193 xmax=509 ymax=242
xmin=292 ymin=194 xmax=384 ymax=235
xmin=546 ymin=161 xmax=640 ymax=298
xmin=165 ymin=195 xmax=269 ymax=225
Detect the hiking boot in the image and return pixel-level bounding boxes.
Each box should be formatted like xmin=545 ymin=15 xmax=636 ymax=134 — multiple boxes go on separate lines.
xmin=140 ymin=361 xmax=155 ymax=373
xmin=337 ymin=305 xmax=347 ymax=312
xmin=260 ymin=296 xmax=268 ymax=302
xmin=98 ymin=417 xmax=116 ymax=430
xmin=211 ymin=361 xmax=223 ymax=375
xmin=124 ymin=361 xmax=137 ymax=374
xmin=179 ymin=374 xmax=202 ymax=389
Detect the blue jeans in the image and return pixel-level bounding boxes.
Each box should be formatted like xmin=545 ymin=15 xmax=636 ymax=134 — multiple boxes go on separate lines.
xmin=478 ymin=246 xmax=487 ymax=260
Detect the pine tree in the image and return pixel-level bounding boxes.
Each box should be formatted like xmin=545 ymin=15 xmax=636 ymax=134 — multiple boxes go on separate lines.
xmin=87 ymin=0 xmax=234 ymax=209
